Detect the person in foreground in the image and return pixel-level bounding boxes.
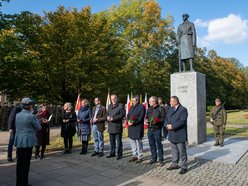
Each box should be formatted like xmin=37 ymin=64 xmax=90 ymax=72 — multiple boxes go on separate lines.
xmin=15 ymin=97 xmax=41 ymax=186
xmin=165 ymin=96 xmax=188 ymax=174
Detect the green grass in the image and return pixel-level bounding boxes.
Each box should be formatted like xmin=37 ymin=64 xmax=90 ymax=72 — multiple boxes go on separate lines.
xmin=226 ymin=110 xmax=248 ymax=124
xmin=46 ymin=128 xmax=130 ymax=152
xmin=207 ymin=127 xmax=248 ymax=137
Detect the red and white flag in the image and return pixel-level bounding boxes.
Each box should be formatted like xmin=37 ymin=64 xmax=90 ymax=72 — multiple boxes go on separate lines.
xmin=124 ymin=94 xmax=131 ymax=129
xmin=142 ymin=93 xmax=148 ymax=129
xmin=75 ymin=93 xmax=81 ymax=116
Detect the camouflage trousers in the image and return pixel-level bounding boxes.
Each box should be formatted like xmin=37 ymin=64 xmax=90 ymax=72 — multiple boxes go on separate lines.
xmin=213 ymin=125 xmax=225 ymax=145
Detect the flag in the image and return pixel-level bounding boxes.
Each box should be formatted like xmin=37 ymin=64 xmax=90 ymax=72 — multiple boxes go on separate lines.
xmin=106 ymin=89 xmax=110 ymax=111
xmin=124 ymin=94 xmax=131 ymax=129
xmin=142 ymin=93 xmax=148 ymax=129
xmin=75 ymin=93 xmax=81 ymax=116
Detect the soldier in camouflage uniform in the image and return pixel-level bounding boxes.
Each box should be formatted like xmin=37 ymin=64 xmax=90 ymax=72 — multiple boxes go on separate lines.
xmin=210 ymin=99 xmax=227 ymax=147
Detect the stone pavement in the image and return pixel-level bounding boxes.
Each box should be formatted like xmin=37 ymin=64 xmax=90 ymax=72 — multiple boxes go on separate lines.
xmin=187 ymin=137 xmax=248 ymax=164
xmin=1 ymin=129 xmax=248 ymax=186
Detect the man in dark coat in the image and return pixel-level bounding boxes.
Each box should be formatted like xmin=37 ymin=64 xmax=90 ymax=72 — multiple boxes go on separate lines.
xmin=91 ymin=97 xmax=107 ymax=157
xmin=146 ymin=96 xmax=166 ymax=167
xmin=165 ymin=96 xmax=188 ymax=174
xmin=106 ymin=94 xmax=125 ymax=160
xmin=7 ymin=102 xmax=23 ymax=162
xmin=127 ymin=95 xmax=145 ymax=163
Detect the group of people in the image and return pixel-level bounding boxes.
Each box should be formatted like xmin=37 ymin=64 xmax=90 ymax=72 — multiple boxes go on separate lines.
xmin=8 ymin=94 xmax=227 ymax=186
xmin=58 ymin=94 xmax=189 ymax=175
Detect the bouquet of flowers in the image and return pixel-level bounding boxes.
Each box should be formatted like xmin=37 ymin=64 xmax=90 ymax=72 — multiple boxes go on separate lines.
xmin=149 ymin=117 xmax=160 ymax=127
xmin=128 ymin=115 xmax=137 ymax=126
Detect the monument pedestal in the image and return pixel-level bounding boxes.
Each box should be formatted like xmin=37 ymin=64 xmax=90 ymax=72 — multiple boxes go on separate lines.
xmin=171 ymin=72 xmax=206 ymax=144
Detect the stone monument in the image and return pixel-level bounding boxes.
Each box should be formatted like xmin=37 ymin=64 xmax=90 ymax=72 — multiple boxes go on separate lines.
xmin=170 ymin=13 xmax=206 ymax=144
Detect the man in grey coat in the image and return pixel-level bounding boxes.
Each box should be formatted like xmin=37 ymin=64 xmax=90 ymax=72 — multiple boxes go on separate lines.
xmin=15 ymin=97 xmax=41 ymax=186
xmin=177 ymin=13 xmax=196 ymax=72
xmin=165 ymin=96 xmax=188 ymax=174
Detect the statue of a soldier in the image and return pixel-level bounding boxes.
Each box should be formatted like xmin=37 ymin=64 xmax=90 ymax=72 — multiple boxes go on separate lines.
xmin=176 ymin=13 xmax=196 ymax=72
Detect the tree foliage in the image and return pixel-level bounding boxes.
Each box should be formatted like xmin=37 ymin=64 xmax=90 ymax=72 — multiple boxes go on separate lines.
xmin=0 ymin=0 xmax=248 ymax=108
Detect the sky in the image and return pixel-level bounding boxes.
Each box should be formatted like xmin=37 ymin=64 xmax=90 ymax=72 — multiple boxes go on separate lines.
xmin=2 ymin=0 xmax=248 ymax=67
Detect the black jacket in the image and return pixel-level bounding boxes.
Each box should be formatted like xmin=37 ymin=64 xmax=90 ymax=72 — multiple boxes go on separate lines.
xmin=107 ymin=102 xmax=125 ymax=134
xmin=146 ymin=105 xmax=165 ymax=131
xmin=127 ymin=103 xmax=145 ymax=140
xmin=8 ymin=104 xmax=23 ymax=132
xmin=164 ymin=104 xmax=188 ymax=143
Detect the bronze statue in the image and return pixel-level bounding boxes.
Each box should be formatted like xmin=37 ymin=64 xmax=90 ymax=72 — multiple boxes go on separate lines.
xmin=176 ymin=13 xmax=196 ymax=72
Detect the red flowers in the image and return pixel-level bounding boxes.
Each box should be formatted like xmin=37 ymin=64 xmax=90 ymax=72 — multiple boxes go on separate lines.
xmin=129 ymin=115 xmax=137 ymax=124
xmin=154 ymin=118 xmax=160 ymax=123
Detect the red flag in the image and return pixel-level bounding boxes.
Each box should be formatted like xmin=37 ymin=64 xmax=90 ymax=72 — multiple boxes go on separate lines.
xmin=142 ymin=93 xmax=148 ymax=129
xmin=75 ymin=94 xmax=81 ymax=115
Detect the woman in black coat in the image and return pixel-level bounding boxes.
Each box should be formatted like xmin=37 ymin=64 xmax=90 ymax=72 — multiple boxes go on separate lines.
xmin=61 ymin=102 xmax=77 ymax=154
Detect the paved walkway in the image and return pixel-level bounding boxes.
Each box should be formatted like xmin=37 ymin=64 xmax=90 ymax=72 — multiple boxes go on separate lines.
xmin=0 ymin=128 xmax=248 ymax=186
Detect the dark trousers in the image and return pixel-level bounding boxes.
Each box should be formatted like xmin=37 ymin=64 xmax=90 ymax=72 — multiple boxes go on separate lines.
xmin=148 ymin=129 xmax=163 ymax=163
xmin=63 ymin=137 xmax=73 ymax=149
xmin=171 ymin=142 xmax=187 ymax=169
xmin=162 ymin=126 xmax=168 ymax=139
xmin=16 ymin=147 xmax=33 ymax=186
xmin=7 ymin=132 xmax=15 ymax=159
xmin=109 ymin=133 xmax=123 ymax=157
xmin=35 ymin=145 xmax=46 ymax=156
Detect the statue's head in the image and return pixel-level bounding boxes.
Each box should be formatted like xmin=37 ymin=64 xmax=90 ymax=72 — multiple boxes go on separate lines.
xmin=182 ymin=13 xmax=189 ymax=21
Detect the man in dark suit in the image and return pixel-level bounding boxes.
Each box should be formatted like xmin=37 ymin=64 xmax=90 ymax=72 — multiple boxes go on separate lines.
xmin=127 ymin=95 xmax=145 ymax=163
xmin=165 ymin=96 xmax=188 ymax=174
xmin=91 ymin=97 xmax=107 ymax=157
xmin=106 ymin=94 xmax=125 ymax=160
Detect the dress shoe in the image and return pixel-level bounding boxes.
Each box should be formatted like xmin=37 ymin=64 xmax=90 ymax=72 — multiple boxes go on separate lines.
xmin=63 ymin=149 xmax=69 ymax=154
xmin=136 ymin=159 xmax=142 ymax=163
xmin=91 ymin=151 xmax=99 ymax=156
xmin=98 ymin=152 xmax=104 ymax=157
xmin=214 ymin=142 xmax=219 ymax=146
xmin=35 ymin=155 xmax=40 ymax=159
xmin=116 ymin=156 xmax=122 ymax=160
xmin=220 ymin=144 xmax=224 ymax=147
xmin=40 ymin=154 xmax=45 ymax=159
xmin=129 ymin=157 xmax=138 ymax=162
xmin=106 ymin=154 xmax=115 ymax=158
xmin=7 ymin=158 xmax=13 ymax=162
xmin=179 ymin=168 xmax=187 ymax=174
xmin=147 ymin=160 xmax=157 ymax=164
xmin=166 ymin=165 xmax=180 ymax=170
xmin=159 ymin=162 xmax=164 ymax=167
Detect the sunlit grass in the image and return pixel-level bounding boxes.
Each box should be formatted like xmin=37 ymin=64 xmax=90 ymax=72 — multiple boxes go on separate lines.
xmin=46 ymin=128 xmax=132 ymax=152
xmin=226 ymin=110 xmax=248 ymax=125
xmin=207 ymin=127 xmax=248 ymax=137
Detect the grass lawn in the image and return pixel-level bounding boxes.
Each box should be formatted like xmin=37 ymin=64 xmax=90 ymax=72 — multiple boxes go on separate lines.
xmin=207 ymin=127 xmax=248 ymax=137
xmin=226 ymin=110 xmax=248 ymax=125
xmin=46 ymin=128 xmax=130 ymax=153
